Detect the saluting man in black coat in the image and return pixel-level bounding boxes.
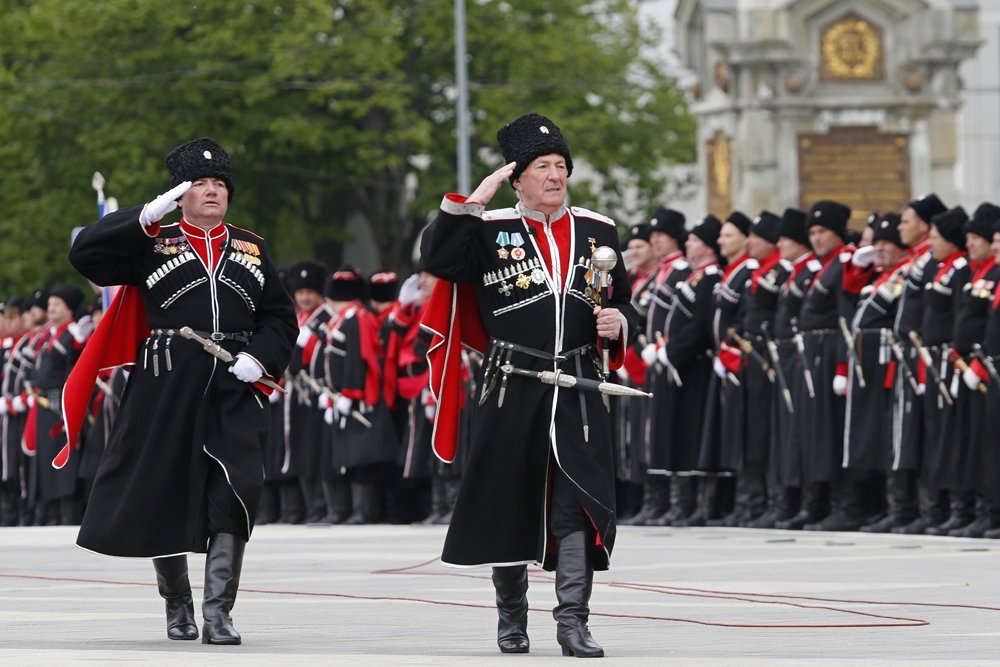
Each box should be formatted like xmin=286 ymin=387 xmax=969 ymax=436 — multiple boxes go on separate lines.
xmin=421 ymin=113 xmax=637 ymax=658
xmin=68 ymin=138 xmax=297 ymax=645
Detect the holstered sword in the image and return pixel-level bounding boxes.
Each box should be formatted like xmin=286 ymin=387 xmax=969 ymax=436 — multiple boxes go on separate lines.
xmin=178 ymin=326 xmax=286 ymax=394
xmin=838 ymin=316 xmax=866 ymax=389
xmin=761 ymin=322 xmax=794 ymax=414
xmin=499 ymin=363 xmax=653 ymax=399
xmin=973 ymin=344 xmax=1000 ymax=387
xmin=790 ymin=318 xmax=815 ymax=399
xmin=907 ymin=330 xmax=954 ymax=406
xmin=884 ymin=330 xmax=921 ymax=395
xmin=296 ymin=369 xmax=373 ymax=428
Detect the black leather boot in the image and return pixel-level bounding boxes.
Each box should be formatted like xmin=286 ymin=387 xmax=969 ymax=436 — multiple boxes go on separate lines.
xmin=553 ymin=531 xmax=604 ymax=658
xmin=153 ymin=556 xmax=198 ymax=640
xmin=492 ymin=565 xmax=529 ymax=653
xmin=622 ymin=478 xmax=669 ymax=526
xmin=202 ymin=533 xmax=246 ymax=645
xmin=434 ymin=478 xmax=461 ymax=525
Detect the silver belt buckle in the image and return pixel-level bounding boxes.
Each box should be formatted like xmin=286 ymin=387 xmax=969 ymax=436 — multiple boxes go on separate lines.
xmin=210 ymin=332 xmax=225 ymax=342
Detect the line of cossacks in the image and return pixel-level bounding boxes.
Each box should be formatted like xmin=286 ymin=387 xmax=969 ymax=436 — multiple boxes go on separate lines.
xmin=4 ymin=192 xmax=1000 ymax=538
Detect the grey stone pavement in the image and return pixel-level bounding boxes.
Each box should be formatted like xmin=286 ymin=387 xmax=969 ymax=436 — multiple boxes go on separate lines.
xmin=1 ymin=524 xmax=999 ymax=666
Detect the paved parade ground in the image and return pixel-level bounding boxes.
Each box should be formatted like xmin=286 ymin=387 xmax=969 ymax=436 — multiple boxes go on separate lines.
xmin=2 ymin=524 xmax=999 ymax=666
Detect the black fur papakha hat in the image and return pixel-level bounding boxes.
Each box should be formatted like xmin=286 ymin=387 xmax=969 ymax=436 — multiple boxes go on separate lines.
xmin=908 ymin=193 xmax=947 ymax=225
xmin=966 ymin=202 xmax=1000 ymax=242
xmin=368 ymin=270 xmax=399 ymax=303
xmin=778 ymin=208 xmax=809 ymax=246
xmin=750 ymin=210 xmax=782 ymax=244
xmin=932 ymin=206 xmax=969 ymax=248
xmin=725 ymin=211 xmax=753 ymax=237
xmin=326 ymin=266 xmax=365 ymax=302
xmin=648 ymin=207 xmax=687 ymax=244
xmin=690 ymin=214 xmax=722 ymax=258
xmin=497 ymin=113 xmax=573 ymax=184
xmin=50 ymin=284 xmax=84 ymax=314
xmin=871 ymin=212 xmax=904 ymax=248
xmin=807 ymin=200 xmax=852 ymax=241
xmin=165 ymin=137 xmax=234 ymax=200
xmin=288 ymin=261 xmax=327 ymax=294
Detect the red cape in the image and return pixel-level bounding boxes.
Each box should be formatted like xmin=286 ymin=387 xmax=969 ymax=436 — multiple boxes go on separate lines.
xmin=54 ymin=286 xmax=149 ymax=469
xmin=419 ymin=280 xmax=488 ymax=463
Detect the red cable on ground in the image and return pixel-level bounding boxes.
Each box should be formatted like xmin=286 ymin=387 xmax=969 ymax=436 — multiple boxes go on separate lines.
xmin=4 ymin=559 xmax=998 ymax=629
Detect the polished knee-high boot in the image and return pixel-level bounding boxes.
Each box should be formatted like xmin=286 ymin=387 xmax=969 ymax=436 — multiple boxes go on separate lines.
xmin=553 ymin=531 xmax=604 ymax=658
xmin=492 ymin=565 xmax=529 ymax=653
xmin=202 ymin=533 xmax=246 ymax=645
xmin=153 ymin=555 xmax=198 ymax=640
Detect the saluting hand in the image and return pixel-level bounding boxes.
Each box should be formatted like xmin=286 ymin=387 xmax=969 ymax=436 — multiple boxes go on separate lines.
xmin=139 ymin=181 xmax=191 ymax=228
xmin=466 ymin=161 xmax=516 ymax=206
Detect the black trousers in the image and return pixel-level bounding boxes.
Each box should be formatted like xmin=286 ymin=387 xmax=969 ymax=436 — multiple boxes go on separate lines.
xmin=206 ymin=461 xmax=245 ymax=537
xmin=550 ymin=466 xmax=589 ymax=540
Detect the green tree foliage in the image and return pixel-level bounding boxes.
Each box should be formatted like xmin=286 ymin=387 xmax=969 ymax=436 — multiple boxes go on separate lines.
xmin=0 ymin=0 xmax=694 ymax=295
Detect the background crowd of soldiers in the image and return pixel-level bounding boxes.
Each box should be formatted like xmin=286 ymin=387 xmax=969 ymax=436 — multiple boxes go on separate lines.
xmin=616 ymin=195 xmax=1000 ymax=538
xmin=3 ymin=192 xmax=1000 ymax=538
xmin=0 ymin=262 xmax=473 ymax=528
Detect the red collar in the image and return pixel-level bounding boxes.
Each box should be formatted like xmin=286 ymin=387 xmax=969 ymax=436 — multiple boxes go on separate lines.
xmin=910 ymin=238 xmax=931 ymax=258
xmin=722 ymin=253 xmax=751 ymax=280
xmin=179 ymin=218 xmax=226 ymax=239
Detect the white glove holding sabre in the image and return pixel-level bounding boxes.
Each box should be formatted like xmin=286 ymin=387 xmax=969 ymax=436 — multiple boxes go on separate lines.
xmin=139 ymin=181 xmax=191 ymax=228
xmin=229 ymin=354 xmax=264 ymax=383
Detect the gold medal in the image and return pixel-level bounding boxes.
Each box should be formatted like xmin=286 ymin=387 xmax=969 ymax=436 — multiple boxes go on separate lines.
xmin=497 ymin=247 xmax=510 ymax=260
xmin=516 ymin=274 xmax=532 ymax=289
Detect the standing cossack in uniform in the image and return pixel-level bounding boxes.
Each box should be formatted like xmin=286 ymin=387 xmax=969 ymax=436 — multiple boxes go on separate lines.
xmin=65 ymin=137 xmax=297 ymax=645
xmin=420 ymin=113 xmax=637 ymax=658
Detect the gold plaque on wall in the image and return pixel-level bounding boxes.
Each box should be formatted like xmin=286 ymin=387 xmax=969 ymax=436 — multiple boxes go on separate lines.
xmin=820 ymin=14 xmax=883 ymax=81
xmin=706 ymin=131 xmax=732 ymax=219
xmin=798 ymin=127 xmax=909 ymax=229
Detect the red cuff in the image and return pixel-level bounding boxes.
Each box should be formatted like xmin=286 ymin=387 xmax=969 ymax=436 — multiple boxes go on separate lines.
xmin=971 ymin=358 xmax=989 ymax=382
xmin=883 ymin=360 xmax=896 ymax=389
xmin=622 ymin=346 xmax=648 ymax=385
xmin=835 ymin=362 xmax=848 ymax=378
xmin=598 ymin=328 xmax=627 ymax=370
xmin=341 ymin=388 xmax=364 ymax=400
xmin=842 ymin=263 xmax=874 ymax=295
xmin=718 ymin=343 xmax=742 ymax=374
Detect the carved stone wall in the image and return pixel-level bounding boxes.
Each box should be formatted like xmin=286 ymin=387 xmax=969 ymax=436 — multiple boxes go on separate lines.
xmin=674 ymin=0 xmax=980 ymax=224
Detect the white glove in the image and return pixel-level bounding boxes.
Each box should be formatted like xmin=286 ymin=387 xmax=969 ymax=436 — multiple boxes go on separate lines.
xmin=11 ymin=395 xmax=25 ymax=414
xmin=963 ymin=367 xmax=983 ymax=391
xmin=398 ymin=274 xmax=421 ymax=306
xmin=916 ymin=383 xmax=926 ymax=396
xmin=296 ymin=325 xmax=314 ymax=348
xmin=335 ymin=395 xmax=353 ymax=417
xmin=26 ymin=394 xmax=36 ymax=409
xmin=317 ymin=393 xmax=332 ymax=410
xmin=424 ymin=403 xmax=436 ymax=420
xmin=268 ymin=388 xmax=282 ymax=404
xmin=615 ymin=366 xmax=630 ymax=382
xmin=713 ymin=357 xmax=727 ymax=379
xmin=324 ymin=407 xmax=335 ymax=425
xmin=139 ymin=181 xmax=191 ymax=227
xmin=656 ymin=345 xmax=669 ymax=368
xmin=832 ymin=374 xmax=848 ymax=396
xmin=68 ymin=316 xmax=95 ymax=344
xmin=0 ymin=399 xmax=7 ymax=416
xmin=640 ymin=343 xmax=657 ymax=366
xmin=851 ymin=245 xmax=875 ymax=268
xmin=229 ymin=353 xmax=264 ymax=383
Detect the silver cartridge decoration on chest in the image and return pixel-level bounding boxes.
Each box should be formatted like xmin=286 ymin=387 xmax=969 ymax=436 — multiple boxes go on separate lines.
xmin=482 ymin=257 xmax=552 ymax=316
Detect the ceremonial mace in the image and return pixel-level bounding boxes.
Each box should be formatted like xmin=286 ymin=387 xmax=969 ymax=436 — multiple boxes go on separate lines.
xmin=590 ymin=245 xmax=618 ymax=379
